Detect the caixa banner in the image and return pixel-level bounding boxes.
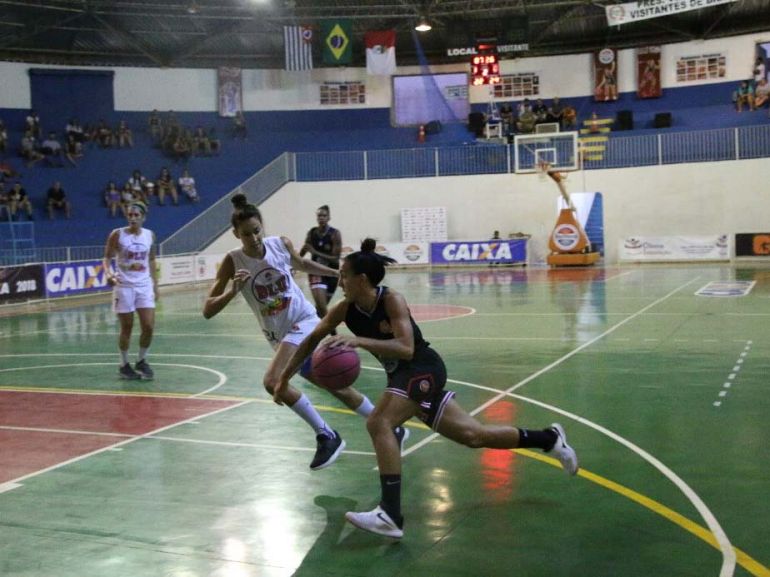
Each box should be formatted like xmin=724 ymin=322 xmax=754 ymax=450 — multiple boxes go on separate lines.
xmin=430 ymin=240 xmax=527 ymax=265
xmin=45 ymin=260 xmax=111 ymax=297
xmin=0 ymin=264 xmax=45 ymax=303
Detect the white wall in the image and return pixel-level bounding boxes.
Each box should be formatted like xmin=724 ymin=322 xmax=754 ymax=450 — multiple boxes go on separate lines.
xmin=204 ymin=158 xmax=770 ymax=265
xmin=2 ymin=31 xmax=768 ymax=111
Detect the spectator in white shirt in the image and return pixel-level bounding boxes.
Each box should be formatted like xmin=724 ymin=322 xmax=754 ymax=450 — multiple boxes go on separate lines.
xmin=178 ymin=169 xmax=199 ymax=203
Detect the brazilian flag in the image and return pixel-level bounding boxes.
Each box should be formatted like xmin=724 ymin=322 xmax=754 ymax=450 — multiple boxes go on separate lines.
xmin=322 ymin=19 xmax=352 ymax=65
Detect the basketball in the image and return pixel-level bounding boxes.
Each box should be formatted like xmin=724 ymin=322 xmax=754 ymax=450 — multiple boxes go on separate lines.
xmin=311 ymin=345 xmax=361 ymax=390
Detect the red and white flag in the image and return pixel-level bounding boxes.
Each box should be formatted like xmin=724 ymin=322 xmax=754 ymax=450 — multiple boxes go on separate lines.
xmin=365 ymin=30 xmax=396 ymax=76
xmin=284 ymin=26 xmax=313 ymax=71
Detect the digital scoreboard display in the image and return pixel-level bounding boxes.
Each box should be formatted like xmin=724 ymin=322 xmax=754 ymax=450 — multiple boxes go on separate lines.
xmin=470 ymin=47 xmax=500 ymax=86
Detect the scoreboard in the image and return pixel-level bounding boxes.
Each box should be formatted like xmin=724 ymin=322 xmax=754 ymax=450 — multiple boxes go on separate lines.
xmin=470 ymin=45 xmax=500 ymax=86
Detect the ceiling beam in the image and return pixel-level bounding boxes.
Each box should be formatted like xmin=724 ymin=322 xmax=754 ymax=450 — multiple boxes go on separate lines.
xmin=89 ymin=11 xmax=169 ymax=66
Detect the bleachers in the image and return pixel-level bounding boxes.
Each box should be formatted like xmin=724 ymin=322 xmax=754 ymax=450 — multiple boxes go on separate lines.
xmin=1 ymin=78 xmax=768 ymax=251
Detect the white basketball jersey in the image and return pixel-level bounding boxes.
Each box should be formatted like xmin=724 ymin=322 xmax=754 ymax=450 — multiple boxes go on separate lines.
xmin=229 ymin=236 xmax=317 ymax=342
xmin=115 ymin=227 xmax=154 ymax=288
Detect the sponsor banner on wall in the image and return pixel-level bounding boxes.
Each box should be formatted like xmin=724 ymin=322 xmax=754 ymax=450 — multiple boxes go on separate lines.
xmin=430 ymin=240 xmax=527 ymax=265
xmin=339 ymin=243 xmax=429 ymax=265
xmin=0 ymin=264 xmax=45 ymax=304
xmin=619 ymin=235 xmax=729 ymax=261
xmin=606 ymin=0 xmax=738 ymax=26
xmin=45 ymin=260 xmax=110 ymax=297
xmin=195 ymin=253 xmax=226 ymax=281
xmin=735 ymin=233 xmax=770 ymax=257
xmin=157 ymin=255 xmax=195 ymax=285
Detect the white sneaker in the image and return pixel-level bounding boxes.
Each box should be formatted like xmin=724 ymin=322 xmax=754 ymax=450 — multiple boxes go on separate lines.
xmin=548 ymin=423 xmax=579 ymax=476
xmin=345 ymin=505 xmax=403 ymax=539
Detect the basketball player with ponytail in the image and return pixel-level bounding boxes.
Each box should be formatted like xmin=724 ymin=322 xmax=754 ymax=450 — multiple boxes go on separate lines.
xmin=275 ymin=238 xmax=579 ymax=539
xmin=203 ymin=194 xmax=405 ymax=471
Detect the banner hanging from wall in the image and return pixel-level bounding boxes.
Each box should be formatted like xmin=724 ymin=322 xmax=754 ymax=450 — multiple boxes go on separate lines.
xmin=217 ymin=67 xmax=242 ymax=118
xmin=430 ymin=239 xmax=527 ymax=265
xmin=593 ymin=48 xmax=618 ymax=102
xmin=0 ymin=264 xmax=45 ymax=304
xmin=619 ymin=235 xmax=729 ymax=261
xmin=44 ymin=260 xmax=111 ymax=297
xmin=637 ymin=46 xmax=662 ymax=98
xmin=606 ymin=0 xmax=739 ymax=26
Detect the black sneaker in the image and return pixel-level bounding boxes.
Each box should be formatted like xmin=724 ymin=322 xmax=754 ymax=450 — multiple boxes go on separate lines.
xmin=134 ymin=359 xmax=154 ymax=380
xmin=310 ymin=430 xmax=345 ymax=470
xmin=394 ymin=426 xmax=410 ymax=453
xmin=119 ymin=363 xmax=141 ymax=380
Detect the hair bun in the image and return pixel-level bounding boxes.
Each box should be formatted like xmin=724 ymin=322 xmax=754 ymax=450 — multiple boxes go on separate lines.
xmin=231 ymin=193 xmax=248 ymax=209
xmin=360 ymin=238 xmax=377 ymax=253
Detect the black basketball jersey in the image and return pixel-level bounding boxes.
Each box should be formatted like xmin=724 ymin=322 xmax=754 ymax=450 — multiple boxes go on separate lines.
xmin=344 ymin=286 xmax=430 ymax=374
xmin=307 ymin=226 xmax=339 ymax=269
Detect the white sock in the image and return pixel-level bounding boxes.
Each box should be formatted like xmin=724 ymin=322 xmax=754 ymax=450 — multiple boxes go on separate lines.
xmin=355 ymin=396 xmax=375 ymax=417
xmin=289 ymin=393 xmax=333 ymax=437
xmin=138 ymin=347 xmax=148 ymax=361
xmin=120 ymin=349 xmax=129 ymax=365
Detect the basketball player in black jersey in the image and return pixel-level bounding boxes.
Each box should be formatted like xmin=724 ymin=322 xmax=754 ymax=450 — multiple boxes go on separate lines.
xmin=274 ymin=239 xmax=579 ymax=539
xmin=299 ymin=205 xmax=342 ymax=320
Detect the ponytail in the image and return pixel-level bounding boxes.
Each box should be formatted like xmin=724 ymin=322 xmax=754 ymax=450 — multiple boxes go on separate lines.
xmin=345 ymin=238 xmax=396 ymax=286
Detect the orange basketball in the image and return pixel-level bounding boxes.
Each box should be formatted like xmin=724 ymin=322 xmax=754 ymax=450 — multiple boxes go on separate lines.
xmin=311 ymin=345 xmax=361 ymax=390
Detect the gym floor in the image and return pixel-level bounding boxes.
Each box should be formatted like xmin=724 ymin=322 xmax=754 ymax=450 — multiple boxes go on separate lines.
xmin=1 ymin=265 xmax=768 ymax=577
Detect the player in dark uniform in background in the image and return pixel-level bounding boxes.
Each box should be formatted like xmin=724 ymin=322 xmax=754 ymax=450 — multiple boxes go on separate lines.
xmin=300 ymin=205 xmax=342 ymax=320
xmin=274 ymin=239 xmax=579 ymax=539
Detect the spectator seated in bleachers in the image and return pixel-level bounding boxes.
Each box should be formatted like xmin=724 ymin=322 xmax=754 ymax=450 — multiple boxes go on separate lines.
xmin=192 ymin=126 xmax=210 ymax=156
xmin=65 ymin=118 xmax=86 ymax=144
xmin=734 ymin=80 xmax=755 ymax=112
xmin=178 ymin=168 xmax=199 ymax=203
xmin=533 ymin=98 xmax=548 ymax=124
xmin=547 ymin=97 xmax=564 ymax=125
xmin=116 ymin=120 xmax=133 ymax=148
xmin=40 ymin=132 xmax=66 ymax=167
xmin=128 ymin=169 xmax=150 ymax=203
xmin=232 ymin=110 xmax=247 ymax=139
xmin=148 ymin=109 xmax=162 ymax=142
xmin=754 ymin=79 xmax=769 ymax=109
xmin=561 ymin=104 xmax=577 ymax=130
xmin=20 ymin=131 xmax=44 ymax=168
xmin=104 ymin=181 xmax=121 ymax=218
xmin=9 ymin=182 xmax=33 ymax=221
xmin=0 ymin=182 xmax=8 ymax=221
xmin=0 ymin=119 xmax=7 ymax=154
xmin=208 ymin=127 xmax=221 ymax=154
xmin=65 ymin=135 xmax=83 ymax=167
xmin=156 ymin=167 xmax=178 ymax=205
xmin=93 ymin=119 xmax=114 ymax=147
xmin=516 ymin=108 xmax=536 ymax=134
xmin=47 ymin=181 xmax=71 ymax=219
xmin=499 ymin=102 xmax=514 ymax=135
xmin=120 ymin=182 xmax=137 ymax=213
xmin=172 ymin=135 xmax=191 ymax=163
xmin=25 ymin=110 xmax=41 ymax=139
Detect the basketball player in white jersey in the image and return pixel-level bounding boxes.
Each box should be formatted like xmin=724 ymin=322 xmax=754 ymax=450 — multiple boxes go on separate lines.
xmin=103 ymin=201 xmax=158 ymax=380
xmin=203 ymin=194 xmax=406 ymax=471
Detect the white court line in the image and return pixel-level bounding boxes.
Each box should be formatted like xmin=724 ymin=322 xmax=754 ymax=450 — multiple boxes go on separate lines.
xmin=0 ymin=399 xmax=252 ymax=489
xmin=401 ymin=276 xmax=737 ymax=577
xmin=0 ymin=425 xmax=131 ymax=438
xmin=148 ymin=435 xmax=375 ymax=456
xmin=0 ymin=363 xmax=228 ymax=396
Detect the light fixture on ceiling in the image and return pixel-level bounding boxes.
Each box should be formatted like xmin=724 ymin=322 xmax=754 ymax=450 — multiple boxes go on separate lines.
xmin=187 ymin=1 xmax=199 ymax=14
xmin=414 ymin=17 xmax=432 ymax=32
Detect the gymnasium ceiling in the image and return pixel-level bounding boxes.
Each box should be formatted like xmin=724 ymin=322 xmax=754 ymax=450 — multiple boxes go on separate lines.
xmin=0 ymin=0 xmax=769 ymax=68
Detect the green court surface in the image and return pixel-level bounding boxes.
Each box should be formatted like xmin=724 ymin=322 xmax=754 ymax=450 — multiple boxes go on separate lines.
xmin=1 ymin=265 xmax=768 ymax=577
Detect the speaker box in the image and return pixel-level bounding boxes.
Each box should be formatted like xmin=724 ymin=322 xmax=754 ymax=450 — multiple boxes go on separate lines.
xmin=654 ymin=112 xmax=672 ymax=128
xmin=616 ymin=110 xmax=634 ymax=131
xmin=468 ymin=112 xmax=485 ymax=136
xmin=425 ymin=120 xmax=442 ymax=135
